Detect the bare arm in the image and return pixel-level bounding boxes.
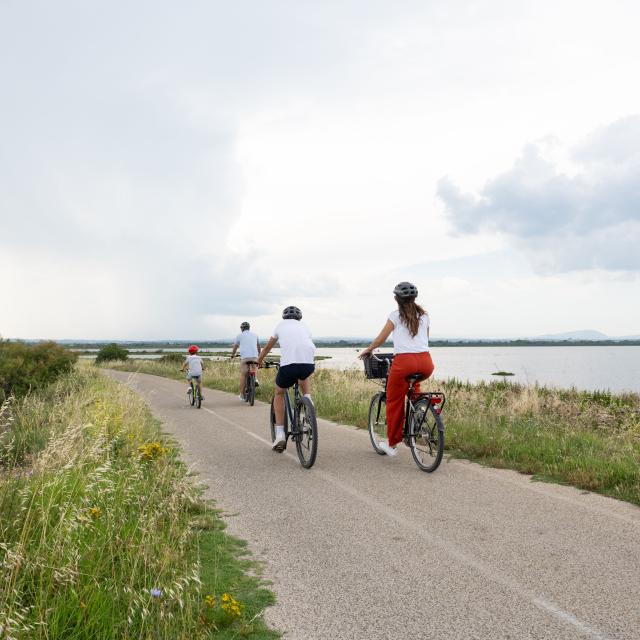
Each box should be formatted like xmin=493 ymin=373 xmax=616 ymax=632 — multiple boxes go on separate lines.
xmin=257 ymin=336 xmax=277 ymax=366
xmin=358 ymin=320 xmax=394 ymax=358
xmin=230 ymin=343 xmax=238 ymax=358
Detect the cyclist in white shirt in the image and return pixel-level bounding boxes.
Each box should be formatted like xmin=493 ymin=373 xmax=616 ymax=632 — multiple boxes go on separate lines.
xmin=256 ymin=306 xmax=315 ymax=451
xmin=180 ymin=345 xmax=205 ymax=400
xmin=230 ymin=321 xmax=261 ymax=401
xmin=359 ymin=282 xmax=434 ymax=457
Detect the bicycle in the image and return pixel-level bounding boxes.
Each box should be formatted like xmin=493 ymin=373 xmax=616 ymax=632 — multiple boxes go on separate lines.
xmin=242 ymin=360 xmax=258 ymax=406
xmin=186 ymin=377 xmax=203 ymax=409
xmin=364 ymin=353 xmax=445 ymax=472
xmin=263 ymin=361 xmax=318 ymax=468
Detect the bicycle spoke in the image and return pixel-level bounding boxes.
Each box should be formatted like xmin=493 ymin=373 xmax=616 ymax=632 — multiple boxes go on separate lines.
xmin=295 ymin=397 xmax=318 ymax=468
xmin=409 ymin=400 xmax=444 ymax=472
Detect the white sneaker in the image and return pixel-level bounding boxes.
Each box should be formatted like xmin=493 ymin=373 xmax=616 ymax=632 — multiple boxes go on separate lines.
xmin=378 ymin=440 xmax=398 ymax=457
xmin=238 ymin=395 xmax=245 ymax=402
xmin=272 ymin=435 xmax=286 ymax=452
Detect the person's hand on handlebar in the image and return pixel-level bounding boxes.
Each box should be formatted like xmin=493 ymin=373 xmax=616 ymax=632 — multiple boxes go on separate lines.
xmin=358 ymin=346 xmax=373 ymax=359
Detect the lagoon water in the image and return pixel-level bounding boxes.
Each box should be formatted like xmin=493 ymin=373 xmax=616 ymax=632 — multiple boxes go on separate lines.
xmin=313 ymin=345 xmax=640 ymax=393
xmin=88 ymin=345 xmax=640 ymax=393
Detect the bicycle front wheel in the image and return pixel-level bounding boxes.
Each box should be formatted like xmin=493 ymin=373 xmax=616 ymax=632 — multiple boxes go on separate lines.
xmin=295 ymin=397 xmax=318 ymax=468
xmin=247 ymin=375 xmax=256 ymax=406
xmin=409 ymin=399 xmax=444 ymax=472
xmin=368 ymin=392 xmax=387 ymax=455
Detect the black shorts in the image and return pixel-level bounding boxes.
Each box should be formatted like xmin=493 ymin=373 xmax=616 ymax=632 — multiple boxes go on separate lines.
xmin=276 ymin=363 xmax=315 ymax=389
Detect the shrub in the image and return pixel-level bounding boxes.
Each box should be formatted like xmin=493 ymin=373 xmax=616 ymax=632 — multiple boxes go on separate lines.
xmin=95 ymin=343 xmax=129 ymax=364
xmin=0 ymin=340 xmax=77 ymax=401
xmin=159 ymin=352 xmax=185 ymax=364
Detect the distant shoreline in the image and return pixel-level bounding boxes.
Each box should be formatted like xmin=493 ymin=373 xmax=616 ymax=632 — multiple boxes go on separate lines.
xmin=55 ymin=339 xmax=640 ymax=349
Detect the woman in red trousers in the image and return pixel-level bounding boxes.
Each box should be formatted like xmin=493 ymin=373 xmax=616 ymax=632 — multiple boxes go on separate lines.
xmin=359 ymin=282 xmax=435 ymax=457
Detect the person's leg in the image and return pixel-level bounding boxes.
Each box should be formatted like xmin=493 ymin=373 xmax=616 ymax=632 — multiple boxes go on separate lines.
xmin=297 ymin=364 xmax=315 ymax=402
xmin=273 ymin=386 xmax=286 ymax=425
xmin=386 ymin=355 xmax=411 ymax=447
xmin=412 ymin=352 xmax=435 ymax=396
xmin=239 ymin=361 xmax=248 ymax=400
xmin=300 ymin=376 xmax=312 ymax=395
xmin=271 ymin=385 xmax=287 ymax=450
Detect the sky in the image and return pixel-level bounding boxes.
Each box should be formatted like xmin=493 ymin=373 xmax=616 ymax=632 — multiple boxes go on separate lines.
xmin=1 ymin=0 xmax=639 ymax=340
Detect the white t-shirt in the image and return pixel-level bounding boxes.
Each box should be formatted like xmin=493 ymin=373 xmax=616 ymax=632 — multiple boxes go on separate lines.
xmin=272 ymin=320 xmax=316 ymax=366
xmin=184 ymin=354 xmax=203 ymax=376
xmin=388 ymin=309 xmax=430 ymax=354
xmin=233 ymin=331 xmax=260 ymax=359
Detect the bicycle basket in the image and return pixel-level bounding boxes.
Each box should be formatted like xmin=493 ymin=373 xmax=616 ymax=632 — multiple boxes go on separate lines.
xmin=363 ymin=353 xmax=394 ymax=379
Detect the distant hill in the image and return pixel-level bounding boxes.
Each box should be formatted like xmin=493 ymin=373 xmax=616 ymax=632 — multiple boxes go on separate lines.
xmin=533 ymin=330 xmax=610 ymax=341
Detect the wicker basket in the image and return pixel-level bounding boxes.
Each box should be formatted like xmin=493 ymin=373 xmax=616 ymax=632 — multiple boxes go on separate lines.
xmin=363 ymin=353 xmax=394 ymax=379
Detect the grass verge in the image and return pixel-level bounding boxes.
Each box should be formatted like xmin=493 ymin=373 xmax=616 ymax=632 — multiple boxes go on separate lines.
xmin=103 ymin=359 xmax=640 ymax=506
xmin=0 ymin=367 xmax=278 ymax=640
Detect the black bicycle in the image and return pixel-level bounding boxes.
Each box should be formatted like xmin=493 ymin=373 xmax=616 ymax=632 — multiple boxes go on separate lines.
xmin=242 ymin=360 xmax=258 ymax=406
xmin=263 ymin=361 xmax=318 ymax=468
xmin=364 ymin=353 xmax=445 ymax=472
xmin=187 ymin=377 xmax=202 ymax=409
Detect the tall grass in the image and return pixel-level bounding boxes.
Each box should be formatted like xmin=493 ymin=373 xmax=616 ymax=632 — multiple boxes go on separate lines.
xmin=104 ymin=359 xmax=640 ymax=506
xmin=0 ymin=368 xmax=277 ymax=639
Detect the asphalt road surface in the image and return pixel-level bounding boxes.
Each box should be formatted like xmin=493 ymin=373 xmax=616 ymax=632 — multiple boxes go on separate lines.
xmin=105 ymin=370 xmax=640 ymax=640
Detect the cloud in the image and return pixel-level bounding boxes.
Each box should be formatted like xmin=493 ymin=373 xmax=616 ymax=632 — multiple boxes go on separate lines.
xmin=437 ymin=116 xmax=640 ymax=273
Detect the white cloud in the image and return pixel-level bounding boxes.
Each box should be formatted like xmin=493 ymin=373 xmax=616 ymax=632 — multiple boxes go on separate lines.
xmin=438 ymin=116 xmax=640 ymax=273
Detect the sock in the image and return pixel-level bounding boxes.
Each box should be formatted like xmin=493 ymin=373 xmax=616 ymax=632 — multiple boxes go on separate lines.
xmin=275 ymin=426 xmax=285 ymax=439
xmin=303 ymin=393 xmax=313 ymax=403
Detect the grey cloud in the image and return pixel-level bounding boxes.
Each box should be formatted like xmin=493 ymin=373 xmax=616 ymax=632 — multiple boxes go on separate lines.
xmin=437 ymin=117 xmax=640 ymax=272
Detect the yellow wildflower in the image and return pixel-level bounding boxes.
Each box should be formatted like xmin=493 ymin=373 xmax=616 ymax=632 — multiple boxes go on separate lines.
xmin=89 ymin=506 xmax=102 ymax=519
xmin=138 ymin=442 xmax=167 ymax=461
xmin=220 ymin=593 xmax=243 ymax=618
xmin=204 ymin=595 xmax=216 ymax=608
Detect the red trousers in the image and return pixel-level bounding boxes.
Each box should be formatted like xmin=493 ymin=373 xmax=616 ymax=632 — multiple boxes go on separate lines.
xmin=386 ymin=352 xmax=435 ymax=447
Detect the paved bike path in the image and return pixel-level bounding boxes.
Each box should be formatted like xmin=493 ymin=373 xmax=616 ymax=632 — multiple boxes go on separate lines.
xmin=105 ymin=370 xmax=640 ymax=640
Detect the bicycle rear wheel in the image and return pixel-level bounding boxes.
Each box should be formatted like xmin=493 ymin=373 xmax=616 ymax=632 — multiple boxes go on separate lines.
xmin=196 ymin=387 xmax=202 ymax=409
xmin=409 ymin=399 xmax=444 ymax=472
xmin=295 ymin=397 xmax=318 ymax=468
xmin=368 ymin=392 xmax=387 ymax=455
xmin=247 ymin=375 xmax=256 ymax=406
xmin=189 ymin=384 xmax=195 ymax=406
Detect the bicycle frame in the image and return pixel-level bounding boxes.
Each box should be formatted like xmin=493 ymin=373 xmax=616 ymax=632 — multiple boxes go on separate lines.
xmin=265 ymin=362 xmax=302 ymax=438
xmin=402 ymin=380 xmax=445 ymax=439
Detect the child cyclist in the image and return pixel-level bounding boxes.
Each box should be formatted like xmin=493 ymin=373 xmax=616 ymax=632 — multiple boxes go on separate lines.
xmin=180 ymin=345 xmax=205 ymax=400
xmin=230 ymin=321 xmax=261 ymax=401
xmin=256 ymin=306 xmax=315 ymax=451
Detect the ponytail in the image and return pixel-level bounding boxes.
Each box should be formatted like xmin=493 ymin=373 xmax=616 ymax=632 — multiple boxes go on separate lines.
xmin=396 ymin=297 xmax=426 ymax=337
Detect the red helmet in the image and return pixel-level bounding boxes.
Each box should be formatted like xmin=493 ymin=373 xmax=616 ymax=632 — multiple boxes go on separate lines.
xmin=188 ymin=345 xmax=199 ymax=354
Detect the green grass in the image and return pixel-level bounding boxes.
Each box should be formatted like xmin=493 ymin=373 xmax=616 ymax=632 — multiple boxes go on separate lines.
xmin=102 ymin=359 xmax=640 ymax=506
xmin=0 ymin=367 xmax=278 ymax=639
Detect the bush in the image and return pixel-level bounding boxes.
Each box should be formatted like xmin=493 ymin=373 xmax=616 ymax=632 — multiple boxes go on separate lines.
xmin=95 ymin=343 xmax=129 ymax=364
xmin=0 ymin=340 xmax=78 ymax=401
xmin=159 ymin=352 xmax=185 ymax=364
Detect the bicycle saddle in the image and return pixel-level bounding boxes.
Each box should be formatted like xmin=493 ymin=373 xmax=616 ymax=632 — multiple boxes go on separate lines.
xmin=405 ymin=373 xmax=426 ymax=382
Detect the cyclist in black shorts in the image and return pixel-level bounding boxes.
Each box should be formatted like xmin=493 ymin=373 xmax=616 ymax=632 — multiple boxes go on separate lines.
xmin=257 ymin=306 xmax=316 ymax=450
